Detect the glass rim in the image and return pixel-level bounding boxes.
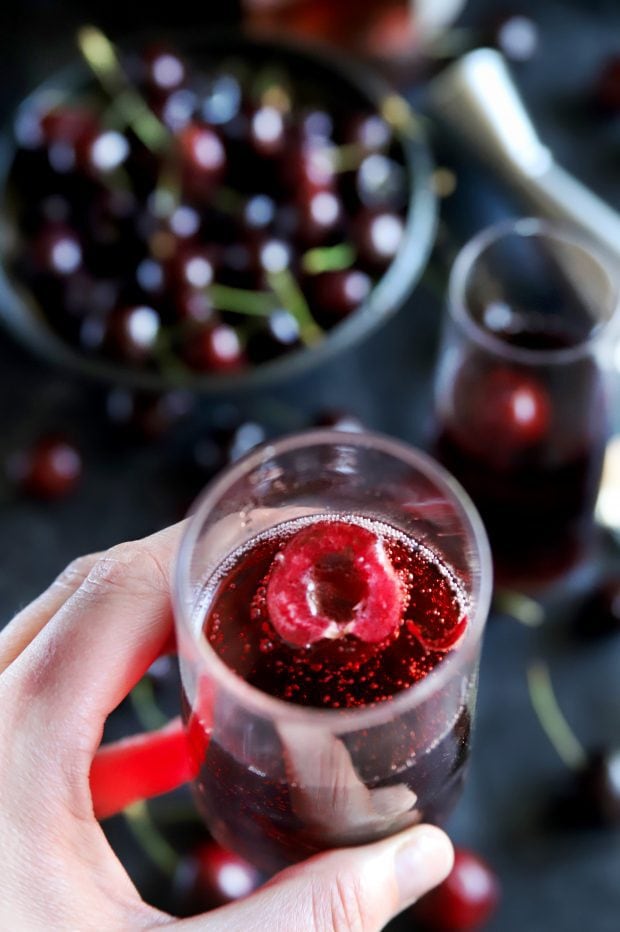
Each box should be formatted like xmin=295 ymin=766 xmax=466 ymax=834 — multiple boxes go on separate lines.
xmin=173 ymin=428 xmax=492 ymax=733
xmin=448 ymin=216 xmax=620 ymax=366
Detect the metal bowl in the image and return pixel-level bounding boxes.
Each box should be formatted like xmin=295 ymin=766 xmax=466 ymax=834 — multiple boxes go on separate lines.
xmin=0 ymin=31 xmax=437 ymax=395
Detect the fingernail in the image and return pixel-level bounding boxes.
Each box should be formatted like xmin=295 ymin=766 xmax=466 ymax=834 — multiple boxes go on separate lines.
xmin=394 ymin=825 xmax=454 ymax=908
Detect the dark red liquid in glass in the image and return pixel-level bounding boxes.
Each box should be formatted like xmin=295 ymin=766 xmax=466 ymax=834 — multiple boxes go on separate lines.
xmin=184 ymin=516 xmax=474 ymax=871
xmin=435 ymin=324 xmax=607 ymax=585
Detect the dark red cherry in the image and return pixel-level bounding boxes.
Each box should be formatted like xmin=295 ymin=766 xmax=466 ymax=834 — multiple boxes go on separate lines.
xmin=246 ymin=310 xmax=301 ymax=362
xmin=594 ymin=55 xmax=620 ymax=112
xmin=109 ymin=305 xmax=161 ymax=362
xmin=287 ymin=140 xmax=335 ymax=195
xmin=78 ymin=128 xmax=130 ymax=176
xmin=299 ymin=108 xmax=333 ymax=141
xmin=313 ymin=409 xmax=365 ymax=432
xmin=242 ymin=194 xmax=277 ymax=233
xmin=7 ymin=434 xmax=82 ymax=500
xmin=313 ymin=269 xmax=372 ymax=318
xmin=199 ymin=73 xmax=242 ymax=126
xmin=141 ymin=44 xmax=186 ymax=97
xmin=34 ymin=224 xmax=83 ymax=277
xmin=174 ymin=287 xmax=214 ymax=323
xmin=356 ymin=154 xmax=406 ymax=209
xmin=574 ymin=578 xmax=620 ymax=639
xmin=412 ymin=847 xmax=500 ymax=931
xmin=344 ymin=113 xmax=391 ymax=152
xmin=168 ymin=246 xmax=217 ymax=291
xmin=39 ymin=106 xmax=99 ymax=148
xmin=249 ymin=105 xmax=287 ymax=157
xmin=178 ymin=122 xmax=226 ymax=197
xmin=185 ymin=323 xmax=246 ymax=373
xmin=353 ymin=209 xmax=405 ymax=267
xmin=576 ymin=748 xmax=620 ymax=826
xmin=297 ymin=189 xmax=343 ymax=245
xmin=186 ymin=841 xmax=261 ymax=910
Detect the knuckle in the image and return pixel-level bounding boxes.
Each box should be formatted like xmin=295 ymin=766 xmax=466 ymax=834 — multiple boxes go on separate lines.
xmin=320 ymin=873 xmax=367 ymax=932
xmin=83 ymin=542 xmax=169 ymax=598
xmin=54 ymin=553 xmax=98 ymax=591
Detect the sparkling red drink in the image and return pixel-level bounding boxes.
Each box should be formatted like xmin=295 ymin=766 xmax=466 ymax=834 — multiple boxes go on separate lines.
xmin=434 ymin=219 xmax=618 ymax=588
xmin=174 ymin=431 xmax=491 ymax=873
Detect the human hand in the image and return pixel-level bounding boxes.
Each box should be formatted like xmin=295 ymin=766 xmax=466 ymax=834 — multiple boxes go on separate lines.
xmin=0 ymin=524 xmax=453 ymax=931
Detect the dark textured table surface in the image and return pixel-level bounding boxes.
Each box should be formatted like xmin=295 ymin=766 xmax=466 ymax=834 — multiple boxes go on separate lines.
xmin=1 ymin=2 xmax=620 ymax=930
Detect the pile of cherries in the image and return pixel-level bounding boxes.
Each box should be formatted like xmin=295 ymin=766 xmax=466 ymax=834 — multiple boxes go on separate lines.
xmin=8 ymin=38 xmax=409 ymax=377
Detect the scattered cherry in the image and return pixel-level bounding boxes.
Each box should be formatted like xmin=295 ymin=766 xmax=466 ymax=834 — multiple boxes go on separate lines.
xmin=594 ymin=55 xmax=620 ymax=113
xmin=313 ymin=409 xmax=365 ymax=432
xmin=412 ymin=847 xmax=500 ymax=931
xmin=105 ymin=388 xmax=194 ymax=440
xmin=574 ymin=577 xmax=620 ymax=638
xmin=184 ymin=841 xmax=261 ymax=910
xmin=266 ymin=520 xmax=404 ymax=648
xmin=7 ymin=434 xmax=82 ymax=500
xmin=575 ymin=748 xmax=620 ymax=826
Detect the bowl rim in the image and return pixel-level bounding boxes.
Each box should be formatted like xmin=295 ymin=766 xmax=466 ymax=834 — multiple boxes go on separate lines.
xmin=0 ymin=28 xmax=437 ymax=394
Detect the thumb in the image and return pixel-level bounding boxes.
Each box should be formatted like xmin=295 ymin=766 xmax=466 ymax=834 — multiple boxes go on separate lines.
xmin=175 ymin=824 xmax=453 ymax=932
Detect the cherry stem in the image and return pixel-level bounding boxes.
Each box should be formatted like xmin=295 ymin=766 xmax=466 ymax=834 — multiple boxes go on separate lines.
xmin=494 ymin=590 xmax=545 ymax=627
xmin=302 ymin=243 xmax=356 ymax=275
xmin=327 ymin=142 xmax=370 ymax=173
xmin=76 ymin=26 xmax=170 ymax=154
xmin=527 ymin=660 xmax=587 ymax=771
xmin=129 ymin=676 xmax=169 ymax=732
xmin=206 ymin=283 xmax=277 ymax=317
xmin=379 ymin=93 xmax=425 ymax=141
xmin=123 ymin=800 xmax=179 ymax=876
xmin=267 ymin=268 xmax=323 ymax=347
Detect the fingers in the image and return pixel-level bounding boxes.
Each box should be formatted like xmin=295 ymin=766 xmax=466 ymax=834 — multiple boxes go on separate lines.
xmin=175 ymin=823 xmax=454 ymax=932
xmin=0 ymin=552 xmax=101 ymax=675
xmin=2 ymin=523 xmax=185 ymax=773
xmin=280 ymin=723 xmax=418 ymax=848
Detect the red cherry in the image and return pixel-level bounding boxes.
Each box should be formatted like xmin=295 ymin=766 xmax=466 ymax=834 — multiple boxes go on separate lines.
xmin=109 ymin=305 xmax=161 ymax=362
xmin=266 ymin=520 xmax=404 ymax=648
xmin=34 ymin=223 xmax=83 ymax=277
xmin=8 ymin=435 xmax=82 ymax=500
xmin=345 ymin=113 xmax=391 ymax=152
xmin=168 ymin=245 xmax=217 ymax=291
xmin=594 ymin=56 xmax=620 ymax=112
xmin=178 ymin=122 xmax=226 ymax=197
xmin=249 ymin=105 xmax=287 ymax=157
xmin=39 ymin=106 xmax=100 ymax=147
xmin=313 ymin=269 xmax=372 ymax=318
xmin=185 ymin=323 xmax=246 ymax=372
xmin=141 ymin=44 xmax=186 ymax=97
xmin=190 ymin=842 xmax=261 ymax=909
xmin=412 ymin=848 xmax=500 ymax=931
xmin=354 ymin=209 xmax=405 ymax=267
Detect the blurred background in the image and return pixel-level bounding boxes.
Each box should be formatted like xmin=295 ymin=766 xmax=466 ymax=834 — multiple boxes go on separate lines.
xmin=1 ymin=1 xmax=619 ymax=930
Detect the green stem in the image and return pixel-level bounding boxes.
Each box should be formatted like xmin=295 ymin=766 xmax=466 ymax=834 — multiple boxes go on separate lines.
xmin=302 ymin=243 xmax=356 ymax=275
xmin=494 ymin=590 xmax=545 ymax=628
xmin=77 ymin=26 xmax=170 ymax=153
xmin=327 ymin=142 xmax=369 ymax=173
xmin=206 ymin=283 xmax=277 ymax=317
xmin=129 ymin=677 xmax=169 ymax=732
xmin=124 ymin=801 xmax=179 ymax=876
xmin=267 ymin=269 xmax=323 ymax=347
xmin=527 ymin=661 xmax=587 ymax=770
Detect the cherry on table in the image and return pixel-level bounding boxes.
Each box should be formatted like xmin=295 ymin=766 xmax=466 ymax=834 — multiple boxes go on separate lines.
xmin=412 ymin=847 xmax=500 ymax=931
xmin=594 ymin=55 xmax=620 ymax=113
xmin=7 ymin=434 xmax=82 ymax=500
xmin=574 ymin=577 xmax=620 ymax=638
xmin=105 ymin=388 xmax=194 ymax=441
xmin=183 ymin=841 xmax=261 ymax=910
xmin=576 ymin=748 xmax=620 ymax=826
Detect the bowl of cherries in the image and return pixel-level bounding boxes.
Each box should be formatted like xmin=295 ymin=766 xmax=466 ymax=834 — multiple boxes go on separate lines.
xmin=0 ymin=27 xmax=436 ymax=393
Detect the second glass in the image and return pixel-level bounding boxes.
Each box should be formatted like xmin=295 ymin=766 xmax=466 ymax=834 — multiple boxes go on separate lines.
xmin=434 ymin=218 xmax=619 ymax=588
xmin=174 ymin=430 xmax=491 ymax=873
